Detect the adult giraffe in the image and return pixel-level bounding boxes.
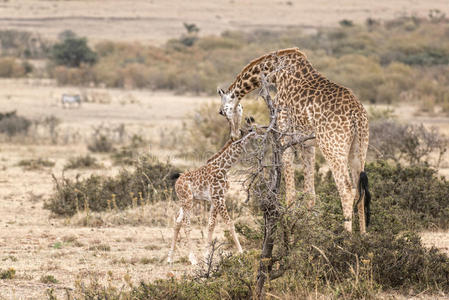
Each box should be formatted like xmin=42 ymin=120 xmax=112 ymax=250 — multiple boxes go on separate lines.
xmin=218 ymin=48 xmax=371 ymax=233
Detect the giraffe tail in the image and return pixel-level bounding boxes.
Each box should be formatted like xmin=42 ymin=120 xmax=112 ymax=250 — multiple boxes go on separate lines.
xmin=358 ymin=171 xmax=371 ymax=227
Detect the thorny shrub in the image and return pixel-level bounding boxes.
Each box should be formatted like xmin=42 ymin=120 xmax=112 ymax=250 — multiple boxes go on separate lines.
xmin=45 ymin=154 xmax=181 ymax=216
xmin=70 ymin=161 xmax=449 ymax=299
xmin=369 ymin=120 xmax=447 ymax=166
xmin=64 ymin=155 xmax=102 ymax=170
xmin=18 ymin=158 xmax=55 ymax=170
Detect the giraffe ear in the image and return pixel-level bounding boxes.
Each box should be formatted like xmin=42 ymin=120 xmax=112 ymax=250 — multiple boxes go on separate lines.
xmin=217 ymin=87 xmax=225 ymax=97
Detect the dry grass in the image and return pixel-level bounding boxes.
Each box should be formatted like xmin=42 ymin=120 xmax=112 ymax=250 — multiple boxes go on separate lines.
xmin=0 ymin=0 xmax=446 ymax=45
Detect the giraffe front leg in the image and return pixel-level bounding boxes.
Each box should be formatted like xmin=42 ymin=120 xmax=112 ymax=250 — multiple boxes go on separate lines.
xmin=217 ymin=202 xmax=243 ymax=253
xmin=300 ymin=144 xmax=316 ymax=208
xmin=282 ymin=147 xmax=296 ymax=206
xmin=204 ymin=205 xmax=218 ymax=261
xmin=167 ymin=207 xmax=184 ymax=264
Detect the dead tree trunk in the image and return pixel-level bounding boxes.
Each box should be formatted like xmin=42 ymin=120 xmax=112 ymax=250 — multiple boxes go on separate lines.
xmin=254 ymin=75 xmax=283 ymax=299
xmin=253 ymin=75 xmax=315 ymax=299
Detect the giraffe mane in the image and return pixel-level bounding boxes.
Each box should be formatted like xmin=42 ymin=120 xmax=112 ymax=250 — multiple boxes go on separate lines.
xmin=227 ymin=47 xmax=307 ymax=92
xmin=206 ymin=139 xmax=233 ymax=163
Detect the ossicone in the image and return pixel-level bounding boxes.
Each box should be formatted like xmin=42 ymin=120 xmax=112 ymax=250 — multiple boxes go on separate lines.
xmin=217 ymin=87 xmax=225 ymax=96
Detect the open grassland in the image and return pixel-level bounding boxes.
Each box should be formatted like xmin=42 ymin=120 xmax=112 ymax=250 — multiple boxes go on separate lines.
xmin=0 ymin=78 xmax=449 ymax=298
xmin=0 ymin=79 xmax=246 ymax=298
xmin=0 ymin=0 xmax=448 ymax=45
xmin=1 ymin=2 xmax=449 ymax=298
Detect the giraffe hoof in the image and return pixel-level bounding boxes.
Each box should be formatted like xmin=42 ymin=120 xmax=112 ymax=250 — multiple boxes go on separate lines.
xmin=189 ymin=253 xmax=198 ymax=265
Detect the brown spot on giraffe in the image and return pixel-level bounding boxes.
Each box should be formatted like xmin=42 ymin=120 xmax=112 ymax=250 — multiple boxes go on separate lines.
xmin=217 ymin=48 xmax=371 ymax=233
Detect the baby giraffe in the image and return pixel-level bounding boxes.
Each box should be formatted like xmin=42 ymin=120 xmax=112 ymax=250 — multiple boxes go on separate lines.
xmin=167 ymin=115 xmax=255 ymax=265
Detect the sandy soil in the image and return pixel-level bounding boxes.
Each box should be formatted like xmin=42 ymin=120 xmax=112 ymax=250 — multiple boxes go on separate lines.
xmin=0 ymin=0 xmax=448 ymax=45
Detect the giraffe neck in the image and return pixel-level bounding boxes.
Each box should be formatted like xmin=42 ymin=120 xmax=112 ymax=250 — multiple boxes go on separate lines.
xmin=209 ymin=139 xmax=245 ymax=171
xmin=227 ymin=48 xmax=316 ymax=100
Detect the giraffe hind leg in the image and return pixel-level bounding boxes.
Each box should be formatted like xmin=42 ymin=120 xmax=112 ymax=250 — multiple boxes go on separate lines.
xmin=282 ymin=147 xmax=296 ymax=206
xmin=320 ymin=141 xmax=354 ymax=232
xmin=167 ymin=207 xmax=184 ymax=264
xmin=349 ymin=131 xmax=369 ymax=234
xmin=182 ymin=204 xmax=197 ymax=265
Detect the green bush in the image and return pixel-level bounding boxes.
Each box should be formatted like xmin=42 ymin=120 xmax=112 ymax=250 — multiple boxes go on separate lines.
xmin=51 ymin=37 xmax=97 ymax=67
xmin=40 ymin=274 xmax=59 ymax=284
xmin=268 ymin=205 xmax=449 ymax=297
xmin=303 ymin=161 xmax=449 ymax=232
xmin=365 ymin=161 xmax=449 ymax=231
xmin=73 ymin=204 xmax=449 ymax=298
xmin=71 ymin=160 xmax=449 ymax=298
xmin=45 ymin=155 xmax=181 ymax=216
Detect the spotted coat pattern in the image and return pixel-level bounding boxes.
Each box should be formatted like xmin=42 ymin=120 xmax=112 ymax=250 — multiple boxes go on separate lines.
xmin=218 ymin=48 xmax=370 ymax=233
xmin=167 ymin=135 xmax=250 ymax=264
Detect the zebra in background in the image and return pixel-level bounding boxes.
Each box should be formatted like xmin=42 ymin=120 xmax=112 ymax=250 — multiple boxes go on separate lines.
xmin=61 ymin=94 xmax=81 ymax=108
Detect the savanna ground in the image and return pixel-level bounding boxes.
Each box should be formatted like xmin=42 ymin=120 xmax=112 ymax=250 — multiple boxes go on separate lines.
xmin=1 ymin=0 xmax=449 ymax=299
xmin=1 ymin=80 xmax=449 ymax=299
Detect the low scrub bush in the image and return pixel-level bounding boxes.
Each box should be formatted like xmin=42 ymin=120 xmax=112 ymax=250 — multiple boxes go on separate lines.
xmin=40 ymin=274 xmax=58 ymax=284
xmin=87 ymin=135 xmax=114 ymax=153
xmin=45 ymin=155 xmax=181 ymax=216
xmin=64 ymin=155 xmax=102 ymax=170
xmin=266 ymin=206 xmax=449 ymax=297
xmin=18 ymin=158 xmax=55 ymax=170
xmin=0 ymin=30 xmax=50 ymax=58
xmin=364 ymin=161 xmax=449 ymax=231
xmin=53 ymin=65 xmax=95 ymax=86
xmin=0 ymin=268 xmax=15 ymax=280
xmin=0 ymin=57 xmax=28 ymax=78
xmin=305 ymin=161 xmax=449 ymax=232
xmin=73 ymin=204 xmax=449 ymax=299
xmin=369 ymin=119 xmax=447 ymax=166
xmin=71 ymin=160 xmax=449 ymax=299
xmin=111 ymin=134 xmax=147 ymax=165
xmin=0 ymin=111 xmax=31 ymax=137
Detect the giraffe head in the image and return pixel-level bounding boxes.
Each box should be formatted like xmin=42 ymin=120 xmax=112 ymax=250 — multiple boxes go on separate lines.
xmin=218 ymin=88 xmax=242 ymax=140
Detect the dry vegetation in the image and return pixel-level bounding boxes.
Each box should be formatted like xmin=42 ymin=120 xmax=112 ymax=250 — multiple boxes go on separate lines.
xmin=1 ymin=2 xmax=449 ymax=299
